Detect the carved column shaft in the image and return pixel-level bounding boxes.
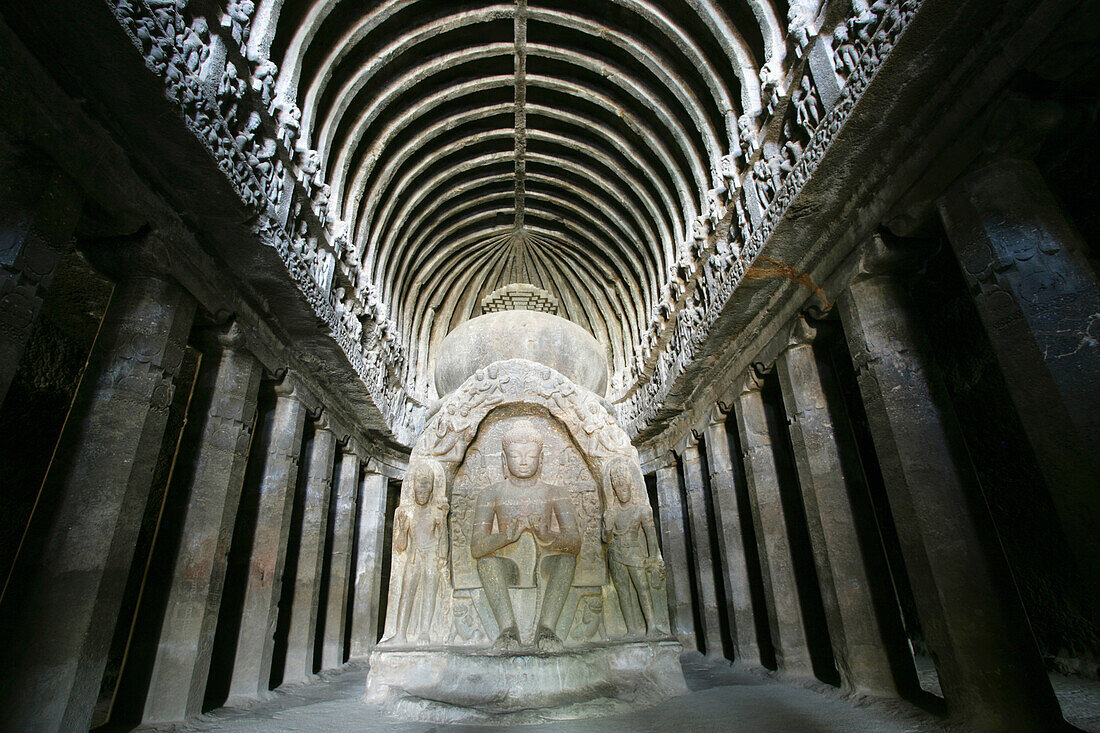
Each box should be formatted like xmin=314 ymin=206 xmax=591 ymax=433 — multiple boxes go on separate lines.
xmin=938 ymin=157 xmax=1100 ymax=603
xmin=282 ymin=420 xmax=338 ymax=684
xmin=837 ymin=255 xmax=1062 ymax=729
xmin=227 ymin=377 xmax=307 ymax=701
xmin=702 ymin=416 xmax=759 ymax=665
xmin=0 ymin=273 xmax=195 ymax=732
xmin=733 ymin=376 xmax=814 ymax=678
xmin=776 ymin=326 xmax=915 ymax=697
xmin=680 ymin=442 xmax=724 ymax=658
xmin=0 ymin=157 xmax=82 ymax=405
xmin=654 ymin=458 xmax=696 ymax=647
xmin=320 ymin=447 xmax=360 ymax=671
xmin=142 ymin=338 xmax=263 ymax=723
xmin=349 ymin=470 xmax=388 ymax=658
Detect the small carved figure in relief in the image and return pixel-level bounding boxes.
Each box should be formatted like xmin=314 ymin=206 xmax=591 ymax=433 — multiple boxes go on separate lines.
xmin=793 ymin=76 xmax=822 ymax=134
xmin=831 ymin=23 xmax=860 ymax=82
xmin=470 ymin=422 xmax=581 ymax=652
xmin=389 ymin=460 xmax=448 ymax=644
xmin=602 ymin=459 xmax=667 ymax=638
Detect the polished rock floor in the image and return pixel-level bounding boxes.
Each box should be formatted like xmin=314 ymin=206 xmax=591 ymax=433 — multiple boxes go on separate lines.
xmin=134 ymin=653 xmax=1100 ymax=732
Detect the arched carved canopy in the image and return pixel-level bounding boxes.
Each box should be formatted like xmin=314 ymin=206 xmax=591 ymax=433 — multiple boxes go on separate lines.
xmin=251 ymin=0 xmax=787 ymax=395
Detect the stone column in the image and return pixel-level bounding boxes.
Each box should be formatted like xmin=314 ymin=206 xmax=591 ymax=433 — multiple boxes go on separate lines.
xmin=349 ymin=470 xmax=388 ymax=658
xmin=226 ymin=374 xmax=308 ymax=702
xmin=938 ymin=157 xmax=1100 ymax=604
xmin=0 ymin=158 xmax=82 ymax=405
xmin=141 ymin=325 xmax=264 ymax=723
xmin=775 ymin=315 xmax=915 ymax=697
xmin=732 ymin=369 xmax=814 ymax=678
xmin=653 ymin=452 xmax=696 ymax=647
xmin=837 ymin=235 xmax=1061 ymax=730
xmin=281 ymin=415 xmax=337 ymax=684
xmin=0 ymin=273 xmax=195 ymax=732
xmin=320 ymin=442 xmax=361 ymax=670
xmin=680 ymin=439 xmax=724 ymax=658
xmin=702 ymin=406 xmax=759 ymax=665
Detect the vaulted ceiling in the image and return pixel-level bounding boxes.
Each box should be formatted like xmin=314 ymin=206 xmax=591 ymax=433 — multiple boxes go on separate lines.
xmin=253 ymin=0 xmax=788 ymax=398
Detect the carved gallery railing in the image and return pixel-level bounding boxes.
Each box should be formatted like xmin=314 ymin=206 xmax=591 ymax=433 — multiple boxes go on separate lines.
xmin=616 ymin=0 xmax=923 ymax=435
xmin=104 ymin=0 xmax=921 ymax=444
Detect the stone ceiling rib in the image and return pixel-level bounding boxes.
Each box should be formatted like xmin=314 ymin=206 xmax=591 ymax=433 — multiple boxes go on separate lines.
xmin=256 ymin=0 xmax=775 ymax=399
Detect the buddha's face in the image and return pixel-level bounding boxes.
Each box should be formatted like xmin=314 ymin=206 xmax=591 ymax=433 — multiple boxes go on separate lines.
xmin=413 ymin=472 xmax=433 ymax=505
xmin=504 ymin=441 xmax=542 ymax=479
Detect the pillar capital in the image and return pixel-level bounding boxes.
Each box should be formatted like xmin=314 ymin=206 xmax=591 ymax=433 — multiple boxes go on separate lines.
xmin=738 ymin=365 xmax=767 ymax=396
xmin=274 ymin=370 xmax=321 ymax=415
xmin=849 ymin=233 xmax=927 ymax=286
xmin=705 ymin=401 xmax=730 ymax=428
xmin=781 ymin=313 xmax=818 ymax=352
xmin=654 ymin=449 xmax=679 ymax=471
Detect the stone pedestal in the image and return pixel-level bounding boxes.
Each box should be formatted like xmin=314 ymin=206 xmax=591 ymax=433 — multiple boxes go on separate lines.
xmin=837 ymin=237 xmax=1062 ymax=729
xmin=0 ymin=157 xmax=81 ymax=405
xmin=654 ymin=454 xmax=696 ymax=647
xmin=702 ymin=410 xmax=760 ymax=665
xmin=227 ymin=375 xmax=307 ymax=702
xmin=776 ymin=316 xmax=915 ymax=697
xmin=143 ymin=333 xmax=263 ymax=722
xmin=282 ymin=418 xmax=337 ymax=684
xmin=320 ymin=445 xmax=361 ymax=670
xmin=365 ymin=641 xmax=686 ymax=725
xmin=0 ymin=273 xmax=195 ymax=732
xmin=733 ymin=369 xmax=814 ymax=678
xmin=938 ymin=157 xmax=1100 ymax=604
xmin=348 ymin=471 xmax=388 ymax=658
xmin=680 ymin=441 xmax=724 ymax=659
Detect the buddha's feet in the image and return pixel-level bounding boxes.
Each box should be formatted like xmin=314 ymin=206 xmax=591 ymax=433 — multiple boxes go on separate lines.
xmin=535 ymin=624 xmax=564 ymax=652
xmin=493 ymin=625 xmax=521 ymax=651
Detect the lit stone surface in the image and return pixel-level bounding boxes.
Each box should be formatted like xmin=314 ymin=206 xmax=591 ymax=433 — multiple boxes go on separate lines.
xmin=434 ymin=310 xmax=609 ymax=398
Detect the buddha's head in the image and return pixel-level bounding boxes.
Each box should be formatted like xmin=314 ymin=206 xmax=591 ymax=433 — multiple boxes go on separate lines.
xmin=502 ymin=422 xmax=543 ymax=480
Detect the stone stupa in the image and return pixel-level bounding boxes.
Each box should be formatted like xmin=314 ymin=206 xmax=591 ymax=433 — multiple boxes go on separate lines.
xmin=364 ymin=284 xmax=686 ymax=724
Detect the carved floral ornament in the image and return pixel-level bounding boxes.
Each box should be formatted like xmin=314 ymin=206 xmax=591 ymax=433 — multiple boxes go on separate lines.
xmin=105 ymin=0 xmax=922 ymax=444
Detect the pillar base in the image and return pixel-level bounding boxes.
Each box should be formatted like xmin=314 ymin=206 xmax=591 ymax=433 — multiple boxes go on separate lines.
xmin=365 ymin=640 xmax=687 ymax=724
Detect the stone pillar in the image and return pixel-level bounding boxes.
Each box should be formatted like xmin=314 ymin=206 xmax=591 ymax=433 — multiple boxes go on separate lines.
xmin=775 ymin=315 xmax=915 ymax=697
xmin=141 ymin=326 xmax=264 ymax=723
xmin=653 ymin=452 xmax=696 ymax=647
xmin=226 ymin=375 xmax=308 ymax=702
xmin=938 ymin=157 xmax=1100 ymax=603
xmin=837 ymin=235 xmax=1062 ymax=730
xmin=320 ymin=442 xmax=361 ymax=670
xmin=680 ymin=440 xmax=724 ymax=658
xmin=732 ymin=369 xmax=814 ymax=678
xmin=0 ymin=159 xmax=82 ymax=405
xmin=281 ymin=415 xmax=337 ymax=684
xmin=702 ymin=407 xmax=759 ymax=665
xmin=0 ymin=273 xmax=195 ymax=732
xmin=349 ymin=470 xmax=388 ymax=658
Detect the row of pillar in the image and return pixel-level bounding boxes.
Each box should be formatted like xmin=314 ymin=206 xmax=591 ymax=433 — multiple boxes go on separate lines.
xmin=654 ymin=156 xmax=1096 ymax=731
xmin=0 ymin=264 xmax=394 ymax=730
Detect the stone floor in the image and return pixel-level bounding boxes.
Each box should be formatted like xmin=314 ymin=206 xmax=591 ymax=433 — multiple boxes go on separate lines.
xmin=130 ymin=653 xmax=1100 ymax=732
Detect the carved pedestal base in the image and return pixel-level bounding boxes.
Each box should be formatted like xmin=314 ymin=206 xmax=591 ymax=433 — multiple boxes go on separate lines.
xmin=364 ymin=641 xmax=687 ymax=724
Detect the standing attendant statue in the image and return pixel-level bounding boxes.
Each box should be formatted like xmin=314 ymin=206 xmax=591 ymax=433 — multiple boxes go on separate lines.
xmin=389 ymin=460 xmax=448 ymax=644
xmin=470 ymin=422 xmax=581 ymax=652
xmin=603 ymin=458 xmax=667 ymax=638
